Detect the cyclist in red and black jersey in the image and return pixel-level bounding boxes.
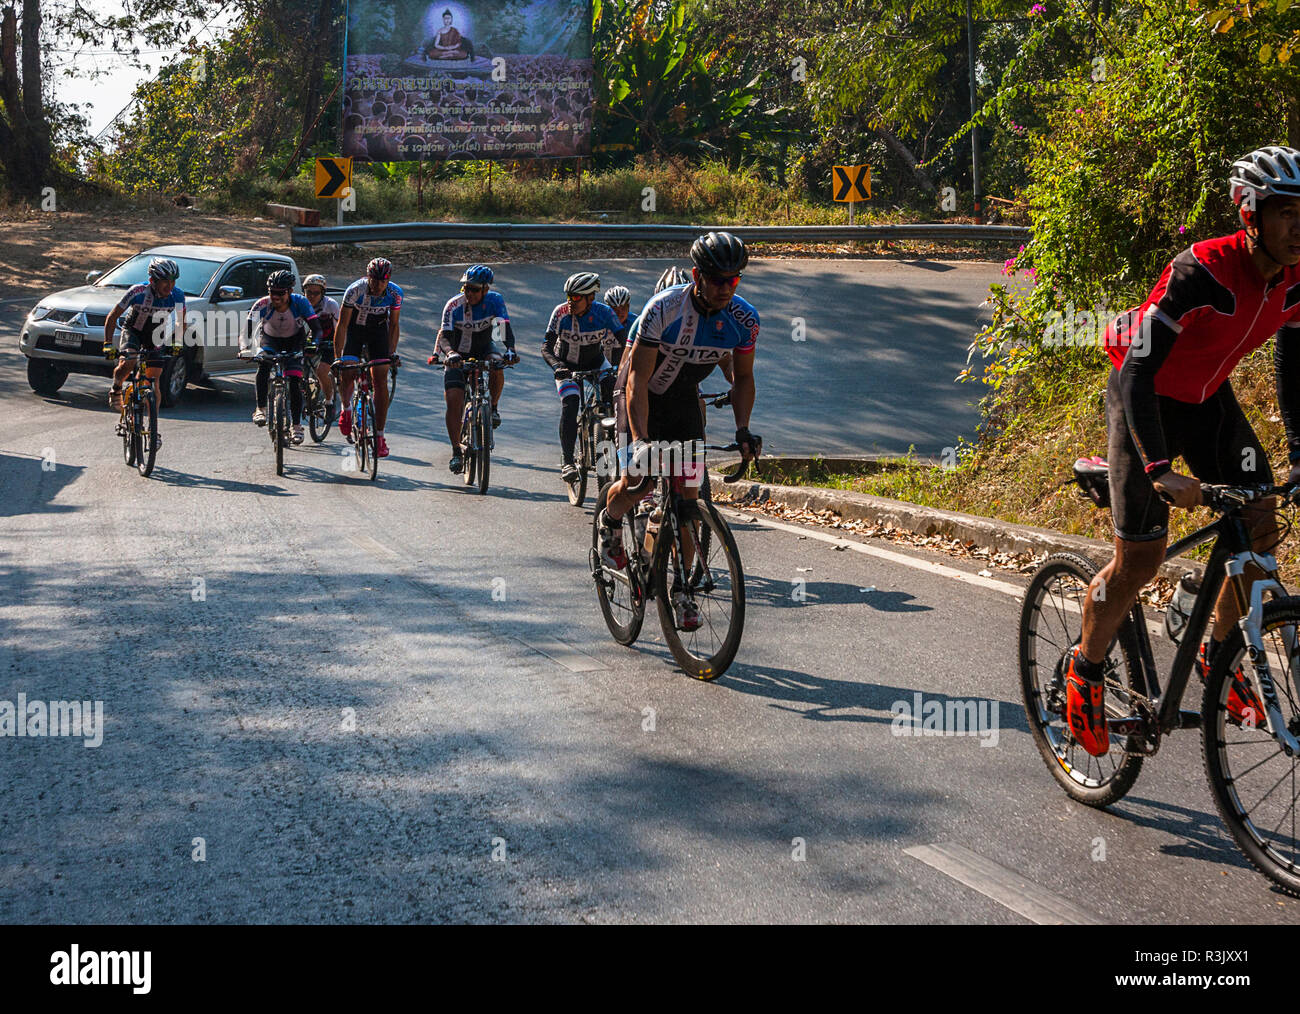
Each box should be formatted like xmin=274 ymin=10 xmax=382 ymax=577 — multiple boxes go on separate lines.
xmin=1068 ymin=146 xmax=1300 ymax=756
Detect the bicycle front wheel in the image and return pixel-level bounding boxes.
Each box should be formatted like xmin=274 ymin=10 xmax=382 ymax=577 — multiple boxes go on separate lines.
xmin=476 ymin=404 xmax=491 ymax=494
xmin=1203 ymin=597 xmax=1300 ymax=898
xmin=388 ymin=362 xmax=398 ymax=399
xmin=654 ymin=499 xmax=745 ymax=680
xmin=1019 ymin=552 xmax=1145 ymax=806
xmin=272 ymin=389 xmax=286 ymax=477
xmin=353 ymin=394 xmax=369 ymax=477
xmin=122 ymin=403 xmax=136 ymax=467
xmin=592 ymin=482 xmax=645 ymax=645
xmin=362 ymin=395 xmax=378 ymax=481
xmin=137 ymin=391 xmax=157 ymax=477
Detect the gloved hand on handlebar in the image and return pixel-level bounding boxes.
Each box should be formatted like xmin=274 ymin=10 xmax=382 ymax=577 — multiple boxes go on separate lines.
xmin=736 ymin=426 xmax=762 ymax=459
xmin=554 ymin=367 xmax=572 ymax=381
xmin=503 ymin=349 xmax=520 ymax=365
xmin=446 ymin=352 xmax=463 ymax=370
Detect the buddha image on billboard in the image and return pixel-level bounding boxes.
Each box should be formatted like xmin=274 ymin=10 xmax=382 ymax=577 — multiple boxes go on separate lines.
xmin=344 ymin=0 xmax=592 ymax=161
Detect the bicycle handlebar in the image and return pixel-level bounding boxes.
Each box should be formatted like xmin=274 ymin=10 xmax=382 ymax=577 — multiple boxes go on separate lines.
xmin=426 ymin=353 xmax=515 ymax=369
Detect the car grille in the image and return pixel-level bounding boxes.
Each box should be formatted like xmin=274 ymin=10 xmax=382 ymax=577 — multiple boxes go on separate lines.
xmin=35 ymin=334 xmax=101 ymax=355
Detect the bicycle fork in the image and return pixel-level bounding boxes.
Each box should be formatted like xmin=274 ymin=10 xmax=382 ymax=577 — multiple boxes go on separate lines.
xmin=1226 ymin=552 xmax=1300 ymax=755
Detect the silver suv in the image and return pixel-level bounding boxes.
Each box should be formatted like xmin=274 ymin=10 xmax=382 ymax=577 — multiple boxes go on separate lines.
xmin=20 ymin=245 xmax=304 ymax=407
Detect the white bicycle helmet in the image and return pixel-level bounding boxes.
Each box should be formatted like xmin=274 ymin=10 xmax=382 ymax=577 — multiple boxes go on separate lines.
xmin=1230 ymin=145 xmax=1300 ymax=222
xmin=564 ymin=271 xmax=600 ymax=296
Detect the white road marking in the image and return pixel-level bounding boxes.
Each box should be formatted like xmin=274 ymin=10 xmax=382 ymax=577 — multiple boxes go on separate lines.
xmin=904 ymin=842 xmax=1104 ymax=925
xmin=720 ymin=507 xmax=1170 ymax=641
xmin=512 ymin=636 xmax=605 ymax=673
xmin=719 ymin=508 xmax=1024 ymax=598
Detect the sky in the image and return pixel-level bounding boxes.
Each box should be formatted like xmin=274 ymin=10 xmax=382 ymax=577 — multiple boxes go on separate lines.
xmin=47 ymin=1 xmax=238 ymax=138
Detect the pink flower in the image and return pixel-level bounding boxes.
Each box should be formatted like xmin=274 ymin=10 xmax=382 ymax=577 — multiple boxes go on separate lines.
xmin=1029 ymin=3 xmax=1046 ymax=14
xmin=1178 ymin=225 xmax=1188 ymax=234
xmin=1025 ymin=268 xmax=1037 ymax=281
xmin=1002 ymin=258 xmax=1017 ymax=276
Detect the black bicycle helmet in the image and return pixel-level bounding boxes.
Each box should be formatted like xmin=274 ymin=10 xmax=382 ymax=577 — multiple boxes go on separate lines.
xmin=267 ymin=269 xmax=295 ymax=291
xmin=366 ymin=257 xmax=393 ymax=280
xmin=689 ymin=231 xmax=748 ymax=275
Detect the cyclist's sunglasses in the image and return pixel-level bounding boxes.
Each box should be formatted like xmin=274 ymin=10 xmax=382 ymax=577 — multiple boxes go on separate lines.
xmin=269 ymin=288 xmax=291 ymax=296
xmin=462 ymin=284 xmax=488 ymax=293
xmin=702 ymin=272 xmax=742 ymax=287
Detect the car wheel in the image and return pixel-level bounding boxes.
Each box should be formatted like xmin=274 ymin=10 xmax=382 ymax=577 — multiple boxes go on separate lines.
xmin=27 ymin=358 xmax=68 ymax=396
xmin=160 ymin=351 xmax=191 ymax=408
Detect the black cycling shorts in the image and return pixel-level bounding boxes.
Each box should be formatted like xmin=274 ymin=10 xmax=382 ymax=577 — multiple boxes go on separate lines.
xmin=613 ymin=385 xmax=706 ymax=491
xmin=1106 ymin=368 xmax=1271 ymax=542
xmin=120 ymin=329 xmax=168 ymax=367
xmin=342 ymin=327 xmax=391 ymax=365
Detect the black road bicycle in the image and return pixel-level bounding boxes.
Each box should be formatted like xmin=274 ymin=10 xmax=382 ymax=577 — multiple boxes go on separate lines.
xmin=240 ymin=350 xmax=302 ymax=477
xmin=334 ymin=356 xmax=390 ymax=482
xmin=591 ymin=443 xmax=751 ymax=679
xmin=565 ymin=366 xmax=617 ymax=508
xmin=1020 ymin=457 xmax=1300 ymax=895
xmin=431 ymin=354 xmax=511 ymax=495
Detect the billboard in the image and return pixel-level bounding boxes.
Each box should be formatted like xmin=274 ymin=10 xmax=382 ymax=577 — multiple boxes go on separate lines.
xmin=343 ymin=0 xmax=592 ymax=161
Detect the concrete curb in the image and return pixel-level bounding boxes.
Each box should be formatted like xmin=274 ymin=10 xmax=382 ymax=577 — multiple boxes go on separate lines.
xmin=709 ymin=470 xmax=1203 ymax=583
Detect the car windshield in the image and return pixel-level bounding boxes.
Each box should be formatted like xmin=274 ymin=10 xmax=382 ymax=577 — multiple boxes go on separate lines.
xmin=94 ymin=255 xmax=221 ymax=298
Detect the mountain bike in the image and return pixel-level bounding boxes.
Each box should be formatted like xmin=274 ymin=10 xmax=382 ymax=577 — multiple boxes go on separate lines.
xmin=240 ymin=350 xmax=301 ymax=477
xmin=334 ymin=356 xmax=390 ymax=482
xmin=431 ymin=353 xmax=512 ymax=495
xmin=591 ymin=442 xmax=751 ymax=679
xmin=107 ymin=346 xmax=173 ymax=478
xmin=1020 ymin=457 xmax=1300 ymax=895
xmin=565 ymin=366 xmax=617 ymax=508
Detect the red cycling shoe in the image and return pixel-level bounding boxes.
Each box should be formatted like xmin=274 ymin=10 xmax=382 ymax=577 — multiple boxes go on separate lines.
xmin=376 ymin=435 xmax=390 ymax=458
xmin=1197 ymin=642 xmax=1265 ymax=727
xmin=1064 ymin=647 xmax=1110 ymax=756
xmin=339 ymin=408 xmax=352 ymax=438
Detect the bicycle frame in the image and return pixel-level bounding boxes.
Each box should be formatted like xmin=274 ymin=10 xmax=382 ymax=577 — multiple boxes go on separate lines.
xmin=1123 ymin=502 xmax=1300 ymax=753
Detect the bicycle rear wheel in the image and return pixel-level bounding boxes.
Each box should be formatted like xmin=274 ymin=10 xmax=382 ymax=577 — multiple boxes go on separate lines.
xmin=592 ymin=482 xmax=646 ymax=645
xmin=307 ymin=371 xmax=330 ymax=442
xmin=568 ymin=414 xmax=591 ymax=508
xmin=654 ymin=499 xmax=745 ymax=679
xmin=476 ymin=403 xmax=491 ymax=494
xmin=1019 ymin=552 xmax=1145 ymax=806
xmin=1203 ymin=597 xmax=1300 ymax=897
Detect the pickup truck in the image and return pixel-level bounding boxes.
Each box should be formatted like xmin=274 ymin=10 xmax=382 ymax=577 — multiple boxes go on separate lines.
xmin=19 ymin=245 xmax=322 ymax=407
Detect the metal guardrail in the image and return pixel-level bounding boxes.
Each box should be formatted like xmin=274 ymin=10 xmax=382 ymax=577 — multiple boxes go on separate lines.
xmin=289 ymin=221 xmax=1030 ymax=246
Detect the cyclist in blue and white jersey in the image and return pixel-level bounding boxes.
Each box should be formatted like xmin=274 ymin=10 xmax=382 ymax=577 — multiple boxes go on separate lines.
xmin=336 ymin=257 xmax=402 ymax=458
xmin=103 ymin=257 xmax=187 ymax=412
xmin=604 ymin=285 xmax=637 ymax=335
xmin=541 ymin=271 xmax=628 ymax=485
xmin=598 ymin=232 xmax=762 ymax=631
xmin=245 ymin=269 xmax=323 ymax=445
xmin=435 ymin=264 xmax=519 ymax=474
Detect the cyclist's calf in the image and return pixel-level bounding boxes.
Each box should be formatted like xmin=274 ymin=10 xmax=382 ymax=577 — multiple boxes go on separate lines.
xmin=1080 ymin=537 xmax=1166 ymax=662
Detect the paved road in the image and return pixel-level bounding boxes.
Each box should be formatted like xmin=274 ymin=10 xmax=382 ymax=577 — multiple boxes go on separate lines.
xmin=2 ymin=258 xmax=1295 ymax=923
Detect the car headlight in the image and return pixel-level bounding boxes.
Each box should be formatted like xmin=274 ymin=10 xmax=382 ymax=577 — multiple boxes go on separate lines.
xmin=29 ymin=305 xmax=52 ymax=321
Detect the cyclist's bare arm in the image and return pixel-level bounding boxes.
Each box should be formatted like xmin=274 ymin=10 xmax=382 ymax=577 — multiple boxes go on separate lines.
xmin=729 ymin=350 xmax=755 ymax=435
xmin=103 ymin=305 xmax=123 ymax=344
xmin=387 ymin=306 xmax=401 ymax=356
xmin=719 ymin=352 xmax=735 ymax=384
xmin=334 ymin=304 xmax=353 ymax=359
xmin=625 ymin=340 xmax=658 ymax=442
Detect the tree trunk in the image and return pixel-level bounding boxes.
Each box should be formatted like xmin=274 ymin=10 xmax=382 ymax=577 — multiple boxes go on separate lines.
xmin=874 ymin=123 xmax=936 ymax=194
xmin=0 ymin=1 xmax=51 ymax=198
